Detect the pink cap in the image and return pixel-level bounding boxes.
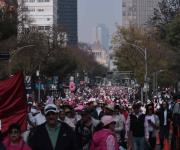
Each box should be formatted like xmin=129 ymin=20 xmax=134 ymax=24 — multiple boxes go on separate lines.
xmin=101 ymin=115 xmax=115 ymax=127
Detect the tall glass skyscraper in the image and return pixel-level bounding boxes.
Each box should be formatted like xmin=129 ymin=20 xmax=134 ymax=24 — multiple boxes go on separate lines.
xmin=92 ymin=24 xmax=109 ymax=51
xmin=57 ymin=0 xmax=78 ymax=46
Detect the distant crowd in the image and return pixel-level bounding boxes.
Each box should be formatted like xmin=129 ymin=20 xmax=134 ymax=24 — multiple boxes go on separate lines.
xmin=0 ymin=86 xmax=180 ymax=150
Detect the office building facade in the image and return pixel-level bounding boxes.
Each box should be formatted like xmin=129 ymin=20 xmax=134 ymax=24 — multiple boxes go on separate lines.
xmin=122 ymin=0 xmax=160 ymax=27
xmin=18 ymin=0 xmax=78 ymax=46
xmin=57 ymin=0 xmax=78 ymax=46
xmin=18 ymin=0 xmax=57 ymax=31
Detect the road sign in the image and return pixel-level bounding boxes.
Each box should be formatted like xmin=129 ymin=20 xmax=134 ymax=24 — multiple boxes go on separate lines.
xmin=0 ymin=52 xmax=10 ymax=60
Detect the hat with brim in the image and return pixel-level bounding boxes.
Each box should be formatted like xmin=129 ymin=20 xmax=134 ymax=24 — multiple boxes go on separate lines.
xmin=105 ymin=104 xmax=114 ymax=111
xmin=44 ymin=104 xmax=58 ymax=115
xmin=101 ymin=115 xmax=116 ymax=127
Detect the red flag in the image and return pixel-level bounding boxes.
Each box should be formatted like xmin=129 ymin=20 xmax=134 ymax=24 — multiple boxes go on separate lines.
xmin=0 ymin=72 xmax=27 ymax=134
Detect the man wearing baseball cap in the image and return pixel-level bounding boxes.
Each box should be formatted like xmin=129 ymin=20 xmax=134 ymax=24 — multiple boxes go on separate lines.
xmin=75 ymin=108 xmax=99 ymax=150
xmin=29 ymin=103 xmax=78 ymax=150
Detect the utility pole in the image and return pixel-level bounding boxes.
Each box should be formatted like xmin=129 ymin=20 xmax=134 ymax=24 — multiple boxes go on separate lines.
xmin=36 ymin=67 xmax=41 ymax=103
xmin=126 ymin=42 xmax=149 ymax=102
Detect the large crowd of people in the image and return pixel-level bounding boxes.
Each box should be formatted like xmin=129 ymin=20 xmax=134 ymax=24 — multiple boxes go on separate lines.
xmin=0 ymin=85 xmax=180 ymax=150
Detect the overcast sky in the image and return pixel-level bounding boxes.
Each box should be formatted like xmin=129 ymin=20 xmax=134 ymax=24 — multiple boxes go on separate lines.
xmin=78 ymin=0 xmax=122 ymax=44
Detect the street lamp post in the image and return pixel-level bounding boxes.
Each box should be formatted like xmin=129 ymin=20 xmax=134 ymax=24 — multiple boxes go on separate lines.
xmin=36 ymin=69 xmax=41 ymax=102
xmin=125 ymin=43 xmax=148 ymax=102
xmin=8 ymin=45 xmax=35 ymax=74
xmin=10 ymin=45 xmax=35 ymax=60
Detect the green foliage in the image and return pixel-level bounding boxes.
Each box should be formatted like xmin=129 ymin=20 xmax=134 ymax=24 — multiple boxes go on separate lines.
xmin=9 ymin=29 xmax=107 ymax=78
xmin=0 ymin=7 xmax=17 ymax=41
xmin=150 ymin=0 xmax=180 ymax=39
xmin=112 ymin=26 xmax=171 ymax=84
xmin=148 ymin=0 xmax=180 ymax=82
xmin=165 ymin=14 xmax=180 ymax=49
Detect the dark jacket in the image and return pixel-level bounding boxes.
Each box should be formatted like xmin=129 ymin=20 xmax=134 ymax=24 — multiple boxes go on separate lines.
xmin=29 ymin=121 xmax=78 ymax=150
xmin=130 ymin=114 xmax=145 ymax=137
xmin=0 ymin=142 xmax=6 ymax=150
xmin=75 ymin=120 xmax=94 ymax=150
xmin=157 ymin=108 xmax=172 ymax=128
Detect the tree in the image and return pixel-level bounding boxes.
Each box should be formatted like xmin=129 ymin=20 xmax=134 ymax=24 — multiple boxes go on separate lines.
xmin=150 ymin=0 xmax=180 ymax=80
xmin=165 ymin=13 xmax=180 ymax=49
xmin=112 ymin=26 xmax=172 ymax=85
xmin=0 ymin=1 xmax=17 ymax=41
xmin=165 ymin=14 xmax=180 ymax=78
xmin=150 ymin=0 xmax=180 ymax=38
xmin=10 ymin=26 xmax=67 ymax=75
xmin=8 ymin=25 xmax=107 ymax=79
xmin=0 ymin=2 xmax=17 ymax=79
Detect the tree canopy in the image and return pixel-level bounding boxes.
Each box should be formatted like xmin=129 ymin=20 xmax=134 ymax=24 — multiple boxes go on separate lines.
xmin=112 ymin=26 xmax=172 ymax=85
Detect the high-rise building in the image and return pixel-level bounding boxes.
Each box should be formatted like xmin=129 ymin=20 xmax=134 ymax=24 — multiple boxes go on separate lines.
xmin=18 ymin=0 xmax=78 ymax=46
xmin=18 ymin=0 xmax=57 ymax=31
xmin=92 ymin=24 xmax=109 ymax=50
xmin=122 ymin=0 xmax=160 ymax=27
xmin=57 ymin=0 xmax=78 ymax=46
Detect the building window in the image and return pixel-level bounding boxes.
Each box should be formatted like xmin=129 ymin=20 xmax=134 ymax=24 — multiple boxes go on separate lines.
xmin=23 ymin=6 xmax=28 ymax=11
xmin=38 ymin=26 xmax=44 ymax=30
xmin=45 ymin=26 xmax=50 ymax=30
xmin=37 ymin=8 xmax=44 ymax=12
xmin=30 ymin=26 xmax=36 ymax=31
xmin=29 ymin=0 xmax=35 ymax=2
xmin=122 ymin=2 xmax=126 ymax=7
xmin=37 ymin=0 xmax=44 ymax=2
xmin=37 ymin=0 xmax=49 ymax=2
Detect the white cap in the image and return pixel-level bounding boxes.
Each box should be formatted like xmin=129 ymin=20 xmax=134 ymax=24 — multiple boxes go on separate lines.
xmin=44 ymin=104 xmax=58 ymax=115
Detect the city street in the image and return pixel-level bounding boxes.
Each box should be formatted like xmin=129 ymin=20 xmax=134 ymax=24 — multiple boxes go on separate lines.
xmin=0 ymin=0 xmax=180 ymax=150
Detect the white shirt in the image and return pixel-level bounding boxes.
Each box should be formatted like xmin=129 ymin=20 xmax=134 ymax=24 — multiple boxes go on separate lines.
xmin=34 ymin=112 xmax=46 ymax=126
xmin=106 ymin=135 xmax=116 ymax=150
xmin=28 ymin=112 xmax=35 ymax=125
xmin=113 ymin=114 xmax=126 ymax=131
xmin=96 ymin=107 xmax=102 ymax=116
xmin=145 ymin=115 xmax=155 ymax=132
xmin=64 ymin=117 xmax=76 ymax=130
xmin=113 ymin=114 xmax=126 ymax=141
xmin=164 ymin=110 xmax=167 ymax=126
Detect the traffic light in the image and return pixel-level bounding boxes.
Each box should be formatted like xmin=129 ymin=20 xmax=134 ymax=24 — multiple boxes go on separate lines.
xmin=0 ymin=52 xmax=10 ymax=60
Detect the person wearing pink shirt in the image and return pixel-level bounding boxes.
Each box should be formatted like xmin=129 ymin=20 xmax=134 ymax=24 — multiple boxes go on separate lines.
xmin=3 ymin=123 xmax=31 ymax=150
xmin=90 ymin=115 xmax=119 ymax=150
